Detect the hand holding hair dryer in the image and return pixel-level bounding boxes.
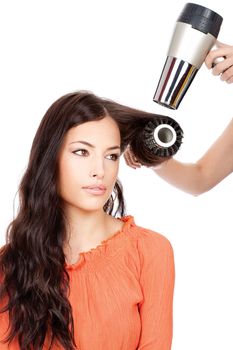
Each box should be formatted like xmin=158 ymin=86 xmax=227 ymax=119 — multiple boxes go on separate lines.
xmin=153 ymin=3 xmax=223 ymax=110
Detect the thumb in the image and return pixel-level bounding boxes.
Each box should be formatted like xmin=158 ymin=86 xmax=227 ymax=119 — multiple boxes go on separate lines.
xmin=214 ymin=40 xmax=231 ymax=49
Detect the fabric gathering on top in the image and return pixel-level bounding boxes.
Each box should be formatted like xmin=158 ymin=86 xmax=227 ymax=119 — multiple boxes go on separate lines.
xmin=0 ymin=216 xmax=175 ymax=350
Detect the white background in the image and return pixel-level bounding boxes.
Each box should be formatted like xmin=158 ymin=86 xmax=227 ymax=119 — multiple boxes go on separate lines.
xmin=0 ymin=1 xmax=232 ymax=349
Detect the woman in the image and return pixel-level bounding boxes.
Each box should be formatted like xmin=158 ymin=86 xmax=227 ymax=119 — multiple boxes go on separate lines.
xmin=0 ymin=91 xmax=175 ymax=350
xmin=124 ymin=41 xmax=233 ymax=195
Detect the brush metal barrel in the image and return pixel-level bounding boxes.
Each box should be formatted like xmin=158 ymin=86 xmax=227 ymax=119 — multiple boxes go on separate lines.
xmin=153 ymin=123 xmax=177 ymax=147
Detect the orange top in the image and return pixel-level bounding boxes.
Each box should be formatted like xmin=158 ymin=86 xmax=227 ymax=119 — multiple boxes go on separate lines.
xmin=0 ymin=216 xmax=175 ymax=350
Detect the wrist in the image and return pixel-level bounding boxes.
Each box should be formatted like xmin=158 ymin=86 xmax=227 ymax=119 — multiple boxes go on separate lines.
xmin=149 ymin=160 xmax=170 ymax=171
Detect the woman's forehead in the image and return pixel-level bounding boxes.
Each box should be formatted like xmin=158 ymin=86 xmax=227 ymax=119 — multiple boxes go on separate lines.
xmin=64 ymin=116 xmax=121 ymax=145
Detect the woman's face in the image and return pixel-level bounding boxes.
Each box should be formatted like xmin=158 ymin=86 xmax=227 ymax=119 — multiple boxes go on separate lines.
xmin=58 ymin=116 xmax=121 ymax=213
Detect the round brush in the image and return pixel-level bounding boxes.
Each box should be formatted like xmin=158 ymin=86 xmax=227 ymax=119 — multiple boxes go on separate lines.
xmin=143 ymin=116 xmax=183 ymax=157
xmin=130 ymin=116 xmax=183 ymax=166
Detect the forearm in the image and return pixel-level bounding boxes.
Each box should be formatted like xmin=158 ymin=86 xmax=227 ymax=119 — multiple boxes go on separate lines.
xmin=151 ymin=158 xmax=208 ymax=196
xmin=151 ymin=118 xmax=233 ymax=195
xmin=124 ymin=118 xmax=233 ymax=194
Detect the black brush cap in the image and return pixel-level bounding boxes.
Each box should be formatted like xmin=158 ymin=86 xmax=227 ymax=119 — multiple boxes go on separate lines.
xmin=177 ymin=3 xmax=223 ymax=37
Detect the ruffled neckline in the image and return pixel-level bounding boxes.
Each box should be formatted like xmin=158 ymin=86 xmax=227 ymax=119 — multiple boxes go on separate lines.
xmin=65 ymin=215 xmax=135 ymax=271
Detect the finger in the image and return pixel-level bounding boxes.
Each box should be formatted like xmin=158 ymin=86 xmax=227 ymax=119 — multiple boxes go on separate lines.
xmin=214 ymin=40 xmax=231 ymax=49
xmin=212 ymin=56 xmax=233 ymax=76
xmin=123 ymin=152 xmax=140 ymax=169
xmin=205 ymin=48 xmax=228 ymax=69
xmin=220 ymin=65 xmax=233 ymax=82
xmin=123 ymin=147 xmax=141 ymax=168
xmin=227 ymin=76 xmax=233 ymax=84
xmin=205 ymin=42 xmax=233 ymax=69
xmin=123 ymin=152 xmax=133 ymax=168
xmin=126 ymin=149 xmax=142 ymax=167
xmin=211 ymin=59 xmax=228 ymax=76
xmin=123 ymin=150 xmax=137 ymax=169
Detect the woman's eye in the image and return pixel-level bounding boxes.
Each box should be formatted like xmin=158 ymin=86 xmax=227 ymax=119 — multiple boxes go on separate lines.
xmin=106 ymin=154 xmax=120 ymax=161
xmin=73 ymin=149 xmax=88 ymax=156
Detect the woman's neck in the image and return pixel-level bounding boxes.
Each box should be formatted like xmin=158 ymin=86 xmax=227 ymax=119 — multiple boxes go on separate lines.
xmin=62 ymin=206 xmax=122 ymax=261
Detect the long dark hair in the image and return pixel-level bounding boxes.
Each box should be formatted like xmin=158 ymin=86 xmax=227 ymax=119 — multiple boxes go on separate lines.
xmin=0 ymin=91 xmax=170 ymax=349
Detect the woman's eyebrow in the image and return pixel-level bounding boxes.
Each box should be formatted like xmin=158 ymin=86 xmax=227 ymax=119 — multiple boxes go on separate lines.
xmin=69 ymin=140 xmax=121 ymax=151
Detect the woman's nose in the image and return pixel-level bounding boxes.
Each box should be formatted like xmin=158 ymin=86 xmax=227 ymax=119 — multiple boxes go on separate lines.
xmin=89 ymin=159 xmax=105 ymax=179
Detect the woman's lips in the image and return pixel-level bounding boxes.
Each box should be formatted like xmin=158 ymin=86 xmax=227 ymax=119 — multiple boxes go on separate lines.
xmin=82 ymin=185 xmax=107 ymax=195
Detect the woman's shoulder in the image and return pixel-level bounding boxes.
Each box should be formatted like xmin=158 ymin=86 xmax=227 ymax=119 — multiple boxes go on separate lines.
xmin=120 ymin=216 xmax=174 ymax=276
xmin=125 ymin=215 xmax=172 ymax=243
xmin=125 ymin=216 xmax=174 ymax=258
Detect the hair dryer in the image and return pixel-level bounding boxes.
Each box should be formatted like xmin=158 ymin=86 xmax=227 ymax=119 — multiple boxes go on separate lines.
xmin=153 ymin=3 xmax=223 ymax=110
